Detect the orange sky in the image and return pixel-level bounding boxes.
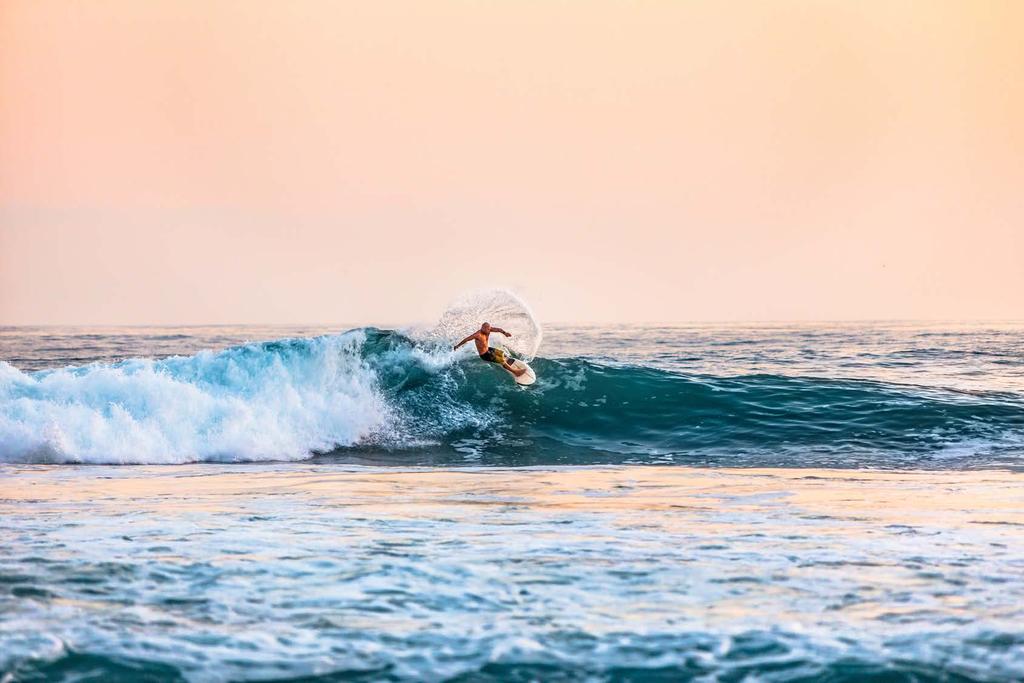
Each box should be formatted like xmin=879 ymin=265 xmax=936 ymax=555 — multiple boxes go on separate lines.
xmin=1 ymin=1 xmax=1022 ymax=325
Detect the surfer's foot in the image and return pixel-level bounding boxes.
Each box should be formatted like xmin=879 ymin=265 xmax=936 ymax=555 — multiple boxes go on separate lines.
xmin=505 ymin=363 xmax=526 ymax=377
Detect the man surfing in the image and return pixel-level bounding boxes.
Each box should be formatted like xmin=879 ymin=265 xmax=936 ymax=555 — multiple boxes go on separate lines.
xmin=453 ymin=322 xmax=527 ymax=378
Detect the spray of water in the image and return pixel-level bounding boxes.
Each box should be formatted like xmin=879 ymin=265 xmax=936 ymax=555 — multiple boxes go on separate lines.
xmin=424 ymin=288 xmax=543 ymax=360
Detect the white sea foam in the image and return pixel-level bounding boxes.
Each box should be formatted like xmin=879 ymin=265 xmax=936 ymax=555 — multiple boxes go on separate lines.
xmin=0 ymin=330 xmax=392 ymax=464
xmin=0 ymin=290 xmax=545 ymax=465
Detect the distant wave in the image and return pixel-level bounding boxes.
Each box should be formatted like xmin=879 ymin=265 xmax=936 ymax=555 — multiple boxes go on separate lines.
xmin=2 ymin=328 xmax=1024 ymax=466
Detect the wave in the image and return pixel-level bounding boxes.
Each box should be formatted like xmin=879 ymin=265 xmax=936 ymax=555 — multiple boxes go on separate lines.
xmin=2 ymin=328 xmax=1024 ymax=466
xmin=0 ymin=331 xmax=389 ymax=464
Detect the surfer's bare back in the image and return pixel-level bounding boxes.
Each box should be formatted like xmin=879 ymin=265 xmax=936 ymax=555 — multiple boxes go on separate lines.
xmin=453 ymin=322 xmax=526 ymax=377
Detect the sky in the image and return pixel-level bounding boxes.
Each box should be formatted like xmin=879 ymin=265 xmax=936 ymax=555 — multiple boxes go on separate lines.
xmin=1 ymin=1 xmax=1022 ymax=325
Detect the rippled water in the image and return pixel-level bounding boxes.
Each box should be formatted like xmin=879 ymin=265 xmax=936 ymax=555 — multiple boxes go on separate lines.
xmin=3 ymin=466 xmax=1023 ymax=681
xmin=1 ymin=323 xmax=1023 ymax=681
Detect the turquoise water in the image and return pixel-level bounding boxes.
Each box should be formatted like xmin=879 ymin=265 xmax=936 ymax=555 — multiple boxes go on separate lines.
xmin=3 ymin=322 xmax=1024 ymax=468
xmin=2 ymin=321 xmax=1024 ymax=680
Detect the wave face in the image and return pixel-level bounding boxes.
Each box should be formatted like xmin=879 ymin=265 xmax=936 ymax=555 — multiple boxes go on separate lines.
xmin=3 ymin=327 xmax=1024 ymax=467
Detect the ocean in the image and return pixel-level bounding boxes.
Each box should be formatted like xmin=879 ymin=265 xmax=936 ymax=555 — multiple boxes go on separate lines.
xmin=2 ymin=313 xmax=1023 ymax=680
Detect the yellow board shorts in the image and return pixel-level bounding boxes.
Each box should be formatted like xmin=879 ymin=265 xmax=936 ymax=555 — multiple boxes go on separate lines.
xmin=480 ymin=348 xmax=507 ymax=364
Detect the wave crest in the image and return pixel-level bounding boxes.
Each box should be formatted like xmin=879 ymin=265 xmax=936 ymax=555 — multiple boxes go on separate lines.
xmin=0 ymin=331 xmax=392 ymax=464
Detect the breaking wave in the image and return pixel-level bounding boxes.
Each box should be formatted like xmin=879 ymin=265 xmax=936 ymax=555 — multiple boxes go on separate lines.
xmin=2 ymin=328 xmax=1024 ymax=467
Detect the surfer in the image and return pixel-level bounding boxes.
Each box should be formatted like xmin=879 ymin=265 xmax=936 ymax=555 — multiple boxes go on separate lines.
xmin=453 ymin=323 xmax=527 ymax=377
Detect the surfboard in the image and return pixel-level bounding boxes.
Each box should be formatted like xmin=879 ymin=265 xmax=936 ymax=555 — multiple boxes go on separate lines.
xmin=507 ymin=358 xmax=536 ymax=386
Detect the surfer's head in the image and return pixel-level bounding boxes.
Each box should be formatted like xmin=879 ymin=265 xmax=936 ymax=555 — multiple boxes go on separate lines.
xmin=480 ymin=322 xmax=491 ymax=333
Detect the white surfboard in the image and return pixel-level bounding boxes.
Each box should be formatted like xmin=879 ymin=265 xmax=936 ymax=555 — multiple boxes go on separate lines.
xmin=507 ymin=358 xmax=536 ymax=386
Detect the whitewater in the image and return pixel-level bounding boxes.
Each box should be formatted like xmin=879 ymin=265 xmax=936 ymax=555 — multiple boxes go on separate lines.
xmin=0 ymin=290 xmax=545 ymax=465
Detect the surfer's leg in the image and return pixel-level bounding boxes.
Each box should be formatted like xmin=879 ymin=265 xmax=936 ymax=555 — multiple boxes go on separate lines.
xmin=503 ymin=360 xmax=526 ymax=377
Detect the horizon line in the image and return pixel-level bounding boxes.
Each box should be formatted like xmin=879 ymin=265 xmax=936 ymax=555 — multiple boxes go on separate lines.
xmin=3 ymin=318 xmax=1024 ymax=329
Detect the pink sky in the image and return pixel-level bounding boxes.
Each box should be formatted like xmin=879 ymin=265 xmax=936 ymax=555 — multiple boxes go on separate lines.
xmin=1 ymin=1 xmax=1022 ymax=324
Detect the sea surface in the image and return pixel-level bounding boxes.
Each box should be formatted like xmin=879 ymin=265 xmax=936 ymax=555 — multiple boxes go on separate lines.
xmin=2 ymin=315 xmax=1024 ymax=681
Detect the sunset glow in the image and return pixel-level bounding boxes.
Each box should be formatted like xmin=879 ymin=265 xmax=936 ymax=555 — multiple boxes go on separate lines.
xmin=2 ymin=1 xmax=1022 ymax=323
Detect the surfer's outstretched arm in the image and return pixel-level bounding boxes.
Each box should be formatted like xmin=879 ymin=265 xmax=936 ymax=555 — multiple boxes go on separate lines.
xmin=453 ymin=333 xmax=477 ymax=350
xmin=491 ymin=328 xmax=512 ymax=337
